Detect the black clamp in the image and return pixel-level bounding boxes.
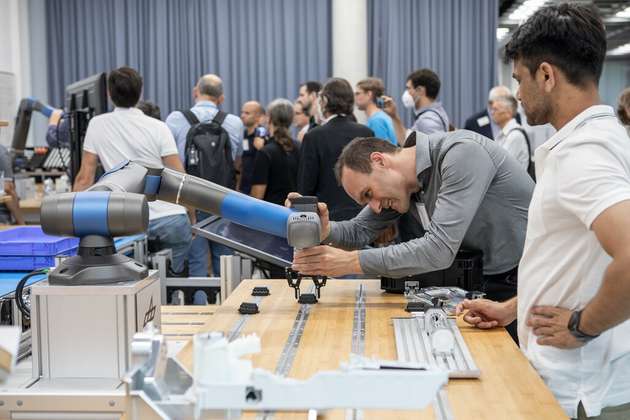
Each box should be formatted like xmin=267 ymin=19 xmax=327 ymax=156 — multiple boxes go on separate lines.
xmin=465 ymin=291 xmax=485 ymax=300
xmin=298 ymin=293 xmax=318 ymax=304
xmin=405 ymin=301 xmax=430 ymax=312
xmin=405 ymin=296 xmax=446 ymax=313
xmin=252 ymin=286 xmax=270 ymax=296
xmin=285 ymin=267 xmax=327 ymax=301
xmin=238 ymin=302 xmax=259 ymax=314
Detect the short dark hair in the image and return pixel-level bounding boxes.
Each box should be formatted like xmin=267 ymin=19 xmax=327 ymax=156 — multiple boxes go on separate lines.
xmin=357 ymin=77 xmax=385 ymax=102
xmin=504 ymin=3 xmax=606 ymax=87
xmin=137 ymin=100 xmax=161 ymax=120
xmin=301 ymin=81 xmax=322 ymax=95
xmin=108 ymin=67 xmax=143 ymax=108
xmin=334 ymin=137 xmax=400 ymax=183
xmin=407 ymin=68 xmax=441 ymax=99
xmin=321 ymin=78 xmax=354 ymax=116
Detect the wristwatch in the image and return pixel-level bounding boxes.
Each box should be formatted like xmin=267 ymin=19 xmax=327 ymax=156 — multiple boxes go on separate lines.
xmin=568 ymin=310 xmax=600 ymax=342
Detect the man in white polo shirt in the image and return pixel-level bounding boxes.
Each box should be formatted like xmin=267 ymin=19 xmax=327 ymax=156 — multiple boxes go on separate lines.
xmin=457 ymin=4 xmax=630 ymax=419
xmin=73 ymin=66 xmax=192 ymax=276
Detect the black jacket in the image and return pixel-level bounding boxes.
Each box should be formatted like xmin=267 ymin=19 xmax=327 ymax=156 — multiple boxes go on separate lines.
xmin=464 ymin=109 xmax=494 ymax=139
xmin=464 ymin=109 xmax=523 ymax=140
xmin=297 ymin=115 xmax=374 ymax=221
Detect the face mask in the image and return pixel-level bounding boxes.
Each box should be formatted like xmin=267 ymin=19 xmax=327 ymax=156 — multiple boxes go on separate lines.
xmin=402 ymin=90 xmax=416 ymax=109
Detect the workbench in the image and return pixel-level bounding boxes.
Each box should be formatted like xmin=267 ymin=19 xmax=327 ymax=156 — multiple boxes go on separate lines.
xmin=176 ymin=279 xmax=566 ymax=420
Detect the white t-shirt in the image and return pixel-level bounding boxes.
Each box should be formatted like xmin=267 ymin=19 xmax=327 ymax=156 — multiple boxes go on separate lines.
xmin=518 ymin=105 xmax=630 ymax=418
xmin=83 ymin=107 xmax=187 ymax=220
xmin=496 ymin=118 xmax=530 ymax=170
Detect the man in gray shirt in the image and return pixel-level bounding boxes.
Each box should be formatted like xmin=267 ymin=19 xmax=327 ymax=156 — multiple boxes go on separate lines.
xmin=292 ymin=131 xmax=534 ymax=337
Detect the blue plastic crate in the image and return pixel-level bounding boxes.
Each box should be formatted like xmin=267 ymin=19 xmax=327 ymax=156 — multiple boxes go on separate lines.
xmin=0 ymin=255 xmax=57 ymax=271
xmin=0 ymin=227 xmax=79 ymax=256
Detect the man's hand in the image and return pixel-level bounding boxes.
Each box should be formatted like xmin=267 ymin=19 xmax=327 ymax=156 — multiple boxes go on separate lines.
xmin=48 ymin=109 xmax=63 ymax=126
xmin=381 ymin=95 xmax=399 ymax=120
xmin=292 ymin=245 xmax=361 ymax=277
xmin=527 ymin=306 xmax=585 ymax=349
xmin=456 ymin=298 xmax=517 ymax=329
xmin=285 ymin=192 xmax=330 ymax=241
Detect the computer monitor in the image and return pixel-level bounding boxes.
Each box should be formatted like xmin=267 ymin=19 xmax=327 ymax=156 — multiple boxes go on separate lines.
xmin=64 ymin=72 xmax=108 ymax=182
xmin=64 ymin=72 xmax=108 ymax=114
xmin=194 ymin=216 xmax=293 ymax=269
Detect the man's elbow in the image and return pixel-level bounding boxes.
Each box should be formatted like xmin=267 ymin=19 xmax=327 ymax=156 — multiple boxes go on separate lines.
xmin=432 ymin=247 xmax=456 ymax=271
xmin=73 ymin=173 xmax=91 ymax=191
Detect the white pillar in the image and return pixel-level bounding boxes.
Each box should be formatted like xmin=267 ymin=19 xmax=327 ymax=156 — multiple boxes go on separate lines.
xmin=332 ymin=0 xmax=368 ymax=122
xmin=0 ymin=0 xmax=44 ymax=147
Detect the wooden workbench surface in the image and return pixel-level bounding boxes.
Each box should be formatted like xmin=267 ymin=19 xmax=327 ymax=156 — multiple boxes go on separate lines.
xmin=177 ymin=280 xmax=566 ymax=420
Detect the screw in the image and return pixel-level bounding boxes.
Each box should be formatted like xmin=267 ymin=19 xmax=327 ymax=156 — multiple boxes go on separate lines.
xmin=16 ymin=400 xmax=23 ymax=407
xmin=109 ymin=400 xmax=115 ymax=407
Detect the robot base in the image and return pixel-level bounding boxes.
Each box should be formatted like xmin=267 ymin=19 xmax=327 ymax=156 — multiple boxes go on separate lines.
xmin=48 ymin=235 xmax=148 ymax=285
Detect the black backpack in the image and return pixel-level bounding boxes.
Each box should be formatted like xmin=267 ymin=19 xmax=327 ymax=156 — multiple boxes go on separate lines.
xmin=180 ymin=109 xmax=236 ymax=189
xmin=508 ymin=127 xmax=536 ymax=182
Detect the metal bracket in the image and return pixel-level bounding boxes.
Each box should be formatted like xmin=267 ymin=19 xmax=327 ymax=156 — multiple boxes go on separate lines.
xmin=285 ymin=268 xmax=327 ymax=300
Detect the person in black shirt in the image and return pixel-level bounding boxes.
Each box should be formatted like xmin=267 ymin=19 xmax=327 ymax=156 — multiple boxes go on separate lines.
xmin=239 ymin=101 xmax=265 ymax=194
xmin=251 ymin=99 xmax=300 ymax=206
xmin=297 ymin=78 xmax=374 ymax=221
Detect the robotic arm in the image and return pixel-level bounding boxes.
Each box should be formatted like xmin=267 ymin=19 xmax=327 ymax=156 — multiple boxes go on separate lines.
xmin=11 ymin=97 xmax=56 ymax=153
xmin=40 ymin=161 xmax=323 ymax=295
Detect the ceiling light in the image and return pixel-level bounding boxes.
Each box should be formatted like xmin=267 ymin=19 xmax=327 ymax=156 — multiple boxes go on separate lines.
xmin=496 ymin=27 xmax=510 ymax=41
xmin=509 ymin=0 xmax=548 ymax=22
xmin=616 ymin=7 xmax=630 ymax=18
xmin=608 ymin=43 xmax=630 ymax=56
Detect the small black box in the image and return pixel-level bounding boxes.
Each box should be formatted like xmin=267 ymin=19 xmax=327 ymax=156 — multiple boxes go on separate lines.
xmin=238 ymin=302 xmax=260 ymax=314
xmin=252 ymin=286 xmax=270 ymax=296
xmin=298 ymin=293 xmax=318 ymax=304
xmin=381 ymin=249 xmax=483 ymax=293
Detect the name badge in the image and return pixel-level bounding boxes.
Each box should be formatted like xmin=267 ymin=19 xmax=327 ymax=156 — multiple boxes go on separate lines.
xmin=415 ymin=202 xmax=431 ymax=230
xmin=477 ymin=116 xmax=490 ymax=127
xmin=242 ymin=139 xmax=250 ymax=151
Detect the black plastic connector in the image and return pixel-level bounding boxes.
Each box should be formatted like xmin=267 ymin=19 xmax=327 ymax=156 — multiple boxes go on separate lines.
xmin=298 ymin=293 xmax=318 ymax=304
xmin=252 ymin=286 xmax=270 ymax=296
xmin=405 ymin=301 xmax=431 ymax=312
xmin=238 ymin=302 xmax=259 ymax=314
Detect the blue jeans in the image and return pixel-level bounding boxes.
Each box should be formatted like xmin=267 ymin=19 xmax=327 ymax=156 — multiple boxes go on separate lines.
xmin=188 ymin=211 xmax=234 ymax=277
xmin=148 ymin=214 xmax=192 ymax=273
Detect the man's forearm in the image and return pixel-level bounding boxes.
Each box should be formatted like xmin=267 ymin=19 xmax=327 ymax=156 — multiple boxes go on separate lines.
xmin=579 ymin=255 xmax=630 ymax=336
xmin=73 ymin=177 xmax=91 ymax=192
xmin=392 ymin=116 xmax=407 ymax=146
xmin=325 ymin=220 xmax=378 ymax=249
xmin=5 ymin=192 xmax=24 ymax=224
xmin=503 ymin=296 xmax=518 ymax=318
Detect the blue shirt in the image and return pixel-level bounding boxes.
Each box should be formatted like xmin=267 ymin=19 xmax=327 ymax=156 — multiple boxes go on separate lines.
xmin=46 ymin=114 xmax=70 ymax=148
xmin=367 ymin=110 xmax=398 ymax=146
xmin=165 ymin=100 xmax=243 ymax=163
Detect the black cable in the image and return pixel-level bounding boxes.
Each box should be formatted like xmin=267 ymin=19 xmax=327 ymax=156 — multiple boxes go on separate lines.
xmin=15 ymin=268 xmax=48 ymax=320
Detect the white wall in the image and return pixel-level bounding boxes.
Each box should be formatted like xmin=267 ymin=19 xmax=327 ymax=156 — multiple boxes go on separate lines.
xmin=600 ymin=59 xmax=630 ymax=108
xmin=0 ymin=0 xmax=48 ymax=148
xmin=0 ymin=0 xmax=27 ymax=146
xmin=332 ymin=0 xmax=368 ymax=122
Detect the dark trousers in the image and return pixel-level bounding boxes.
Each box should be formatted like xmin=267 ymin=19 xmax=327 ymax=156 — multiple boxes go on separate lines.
xmin=482 ymin=266 xmax=518 ymax=343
